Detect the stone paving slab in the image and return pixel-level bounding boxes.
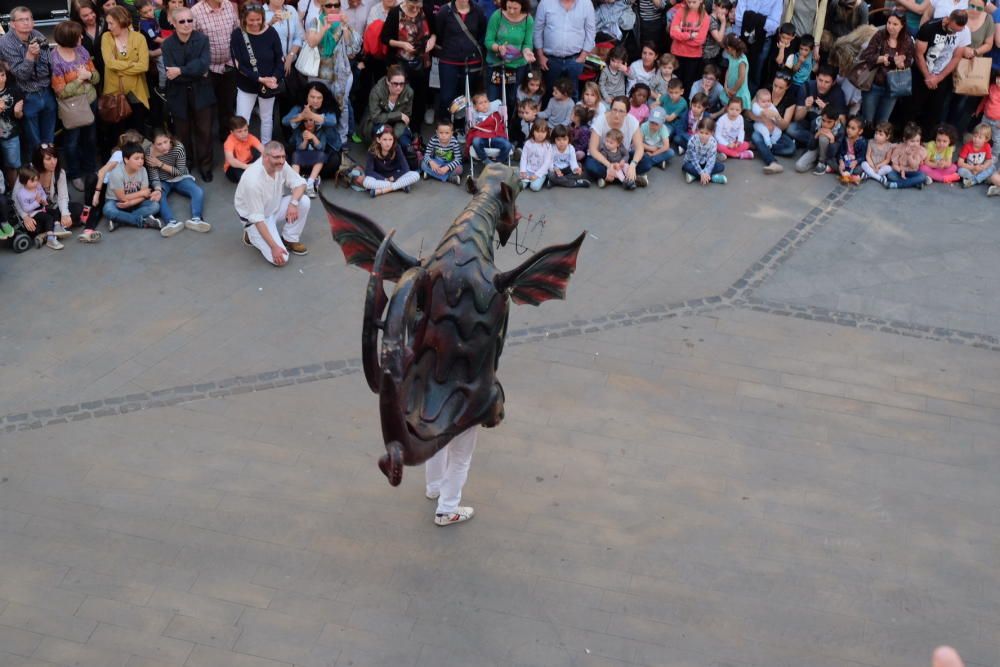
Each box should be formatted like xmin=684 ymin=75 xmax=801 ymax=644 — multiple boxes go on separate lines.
xmin=2 ymin=307 xmax=999 ymax=667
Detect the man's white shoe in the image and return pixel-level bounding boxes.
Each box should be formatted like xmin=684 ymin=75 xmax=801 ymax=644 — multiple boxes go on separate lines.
xmin=434 ymin=506 xmax=474 ymax=526
xmin=160 ymin=220 xmax=184 ymax=238
xmin=185 ymin=217 xmax=211 ymax=232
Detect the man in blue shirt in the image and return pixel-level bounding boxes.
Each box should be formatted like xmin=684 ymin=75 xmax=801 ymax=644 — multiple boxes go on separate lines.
xmin=533 ymin=0 xmax=596 ymax=101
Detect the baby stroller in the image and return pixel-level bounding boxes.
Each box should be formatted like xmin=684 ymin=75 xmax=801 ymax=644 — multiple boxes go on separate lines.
xmin=0 ymin=193 xmax=32 ymax=254
xmin=464 ymin=68 xmax=512 ymax=178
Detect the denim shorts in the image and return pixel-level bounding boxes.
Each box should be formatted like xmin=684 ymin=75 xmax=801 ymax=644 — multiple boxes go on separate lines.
xmin=0 ymin=136 xmax=21 ymax=169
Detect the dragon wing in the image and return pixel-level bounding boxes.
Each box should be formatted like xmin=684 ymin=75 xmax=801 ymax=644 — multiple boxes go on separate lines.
xmin=320 ymin=191 xmax=419 ymax=281
xmin=493 ymin=232 xmax=586 ymax=306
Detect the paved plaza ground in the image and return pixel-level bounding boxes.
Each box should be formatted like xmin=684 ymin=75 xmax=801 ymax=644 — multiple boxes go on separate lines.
xmin=1 ymin=154 xmax=999 ymax=667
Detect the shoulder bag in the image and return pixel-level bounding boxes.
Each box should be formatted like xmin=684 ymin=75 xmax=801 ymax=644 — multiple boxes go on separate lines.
xmin=58 ymin=93 xmax=95 ymax=128
xmin=297 ymin=18 xmax=322 ymax=77
xmin=241 ymin=30 xmax=286 ymax=98
xmin=98 ymin=77 xmax=132 ymax=123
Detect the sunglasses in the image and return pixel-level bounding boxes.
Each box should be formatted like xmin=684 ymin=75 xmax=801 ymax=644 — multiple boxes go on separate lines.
xmin=388 ymin=79 xmax=405 ymax=86
xmin=175 ymin=18 xmax=194 ymax=23
xmin=324 ymin=2 xmax=340 ymax=7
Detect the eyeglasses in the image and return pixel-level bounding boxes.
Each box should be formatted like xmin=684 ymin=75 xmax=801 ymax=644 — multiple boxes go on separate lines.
xmin=324 ymin=2 xmax=340 ymax=7
xmin=388 ymin=80 xmax=405 ymax=86
xmin=175 ymin=18 xmax=194 ymax=23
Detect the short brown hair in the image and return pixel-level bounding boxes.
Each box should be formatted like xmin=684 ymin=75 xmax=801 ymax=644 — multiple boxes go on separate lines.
xmin=54 ymin=20 xmax=83 ymax=48
xmin=104 ymin=5 xmax=132 ymax=29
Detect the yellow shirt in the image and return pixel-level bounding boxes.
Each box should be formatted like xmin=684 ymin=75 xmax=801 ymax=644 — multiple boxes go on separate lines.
xmin=101 ymin=30 xmax=150 ymax=109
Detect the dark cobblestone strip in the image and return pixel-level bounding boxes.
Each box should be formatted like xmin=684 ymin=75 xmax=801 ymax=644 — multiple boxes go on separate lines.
xmin=0 ymin=299 xmax=732 ymax=433
xmin=742 ymin=296 xmax=1000 ymax=352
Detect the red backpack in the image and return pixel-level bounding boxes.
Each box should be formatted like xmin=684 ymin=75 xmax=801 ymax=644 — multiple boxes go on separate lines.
xmin=363 ymin=19 xmax=389 ymax=60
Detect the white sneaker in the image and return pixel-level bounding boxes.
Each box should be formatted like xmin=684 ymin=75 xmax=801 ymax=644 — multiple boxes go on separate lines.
xmin=306 ymin=180 xmax=317 ymax=198
xmin=53 ymin=223 xmax=72 ymax=239
xmin=160 ymin=220 xmax=184 ymax=238
xmin=685 ymin=172 xmax=696 ymax=184
xmin=185 ymin=217 xmax=211 ymax=233
xmin=423 ymin=108 xmax=435 ymax=126
xmin=434 ymin=506 xmax=474 ymax=526
xmin=987 ymin=185 xmax=1000 ymax=197
xmin=45 ymin=236 xmax=64 ymax=250
xmin=425 ymin=489 xmax=440 ymax=500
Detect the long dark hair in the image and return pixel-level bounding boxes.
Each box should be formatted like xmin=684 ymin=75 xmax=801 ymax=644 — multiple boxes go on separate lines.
xmin=32 ymin=145 xmax=64 ymax=180
xmin=302 ymin=82 xmax=339 ymax=115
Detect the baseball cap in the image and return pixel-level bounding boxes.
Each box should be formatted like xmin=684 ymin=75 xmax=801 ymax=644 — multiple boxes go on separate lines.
xmin=649 ymin=107 xmax=667 ymax=125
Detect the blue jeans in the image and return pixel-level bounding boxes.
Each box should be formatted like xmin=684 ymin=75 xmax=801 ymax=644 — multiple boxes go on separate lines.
xmin=421 ymin=158 xmax=461 ymax=181
xmin=785 ymin=120 xmax=814 ymax=147
xmin=21 ymin=89 xmax=57 ymax=157
xmin=669 ymin=117 xmax=688 ymax=149
xmin=647 ymin=149 xmax=675 ymax=167
xmin=103 ymin=199 xmax=160 ymax=227
xmin=522 ymin=174 xmax=547 ymax=191
xmin=958 ymin=163 xmax=997 ymax=184
xmin=583 ymin=153 xmax=653 ymax=180
xmin=542 ymin=54 xmax=584 ymax=102
xmin=749 ymin=36 xmax=773 ymax=92
xmin=683 ymin=161 xmax=725 ymax=177
xmin=472 ymin=136 xmax=512 ymax=163
xmin=158 ymin=177 xmax=205 ymax=222
xmin=861 ymin=85 xmax=899 ymax=125
xmin=0 ymin=136 xmax=21 ymax=169
xmin=752 ymin=131 xmax=796 ymax=166
xmin=61 ymin=106 xmax=98 ymax=179
xmin=886 ymin=169 xmax=925 ymax=189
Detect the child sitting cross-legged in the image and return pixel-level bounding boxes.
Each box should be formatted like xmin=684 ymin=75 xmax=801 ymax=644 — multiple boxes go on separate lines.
xmin=715 ymin=98 xmax=753 ymax=160
xmin=519 ymin=119 xmax=553 ymax=191
xmin=957 ymin=123 xmax=996 ymax=189
xmin=835 ymin=116 xmax=867 ymax=185
xmin=684 ymin=118 xmax=726 ymax=185
xmin=421 ymin=118 xmax=463 ymax=185
xmin=103 ymin=143 xmax=164 ymax=232
xmin=547 ymin=124 xmax=590 ymax=188
xmin=884 ymin=122 xmax=929 ymax=190
xmin=862 ymin=121 xmax=895 ymax=185
xmin=628 ymin=83 xmax=652 ymax=123
xmin=641 ymin=106 xmax=676 ymax=170
xmin=357 ymin=125 xmax=420 ymax=197
xmin=920 ymin=124 xmax=959 ymax=184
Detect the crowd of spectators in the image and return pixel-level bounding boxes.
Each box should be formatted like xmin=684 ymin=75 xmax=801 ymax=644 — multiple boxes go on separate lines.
xmin=0 ymin=0 xmax=998 ymax=260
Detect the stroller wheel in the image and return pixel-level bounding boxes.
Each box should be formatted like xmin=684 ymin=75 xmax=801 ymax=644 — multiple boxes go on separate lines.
xmin=11 ymin=233 xmax=32 ymax=254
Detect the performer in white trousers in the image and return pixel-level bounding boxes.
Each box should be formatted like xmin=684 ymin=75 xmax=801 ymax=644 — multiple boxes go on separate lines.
xmin=234 ymin=141 xmax=311 ymax=266
xmin=425 ymin=427 xmax=477 ymax=526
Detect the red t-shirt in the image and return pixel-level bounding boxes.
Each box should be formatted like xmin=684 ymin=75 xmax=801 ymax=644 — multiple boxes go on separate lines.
xmin=959 ymin=141 xmax=993 ymax=167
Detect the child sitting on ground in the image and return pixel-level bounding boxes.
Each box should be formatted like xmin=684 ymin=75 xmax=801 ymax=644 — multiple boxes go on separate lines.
xmin=12 ymin=167 xmax=65 ymax=250
xmin=957 ymin=123 xmax=995 ymax=188
xmin=517 ymin=99 xmax=540 ymax=150
xmin=597 ymin=127 xmax=634 ymax=189
xmin=885 ymin=122 xmax=928 ymax=190
xmin=224 ymin=117 xmax=263 ymax=183
xmin=540 ymin=78 xmax=575 ymax=128
xmin=467 ymin=92 xmax=512 ymax=164
xmin=421 ymin=118 xmax=463 ymax=185
xmin=628 ymin=83 xmax=651 ymax=123
xmin=715 ymin=98 xmax=753 ymax=160
xmin=684 ymin=118 xmax=726 ymax=185
xmin=920 ymin=124 xmax=959 ymax=184
xmin=835 ymin=116 xmax=867 ymax=184
xmin=862 ymin=121 xmax=894 ymax=185
xmin=570 ymin=104 xmax=593 ymax=162
xmin=690 ymin=64 xmax=724 ymax=115
xmin=516 ymin=68 xmax=545 ymax=108
xmin=548 ymin=125 xmax=590 ymax=188
xmin=752 ymin=88 xmax=782 ymax=149
xmin=359 ymin=125 xmax=420 ymax=197
xmin=660 ymin=78 xmax=688 ymax=139
xmin=519 ymin=119 xmax=553 ymax=191
xmin=641 ymin=106 xmax=675 ymax=170
xmin=599 ymin=46 xmax=630 ymax=103
xmin=808 ymin=107 xmax=842 ymax=175
xmin=104 ymin=143 xmax=163 ymax=231
xmin=975 ymin=68 xmax=1000 ymax=157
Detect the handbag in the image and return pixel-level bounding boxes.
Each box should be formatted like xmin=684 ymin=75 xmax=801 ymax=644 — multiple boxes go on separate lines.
xmin=953 ymin=57 xmax=991 ymax=97
xmin=297 ymin=43 xmax=321 ymax=77
xmin=847 ymin=60 xmax=876 ymax=91
xmin=98 ymin=79 xmax=133 ymax=123
xmin=57 ymin=93 xmax=95 ymax=129
xmin=886 ymin=67 xmax=912 ymax=97
xmin=240 ymin=30 xmax=285 ymax=98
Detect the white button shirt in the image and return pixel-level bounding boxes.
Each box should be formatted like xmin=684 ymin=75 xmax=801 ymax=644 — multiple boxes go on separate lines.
xmin=234 ymin=159 xmax=308 ymax=225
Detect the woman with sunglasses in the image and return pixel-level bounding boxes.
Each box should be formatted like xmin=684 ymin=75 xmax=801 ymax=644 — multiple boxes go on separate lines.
xmin=381 ymin=0 xmax=436 ymax=133
xmin=858 ymin=12 xmax=916 ymax=125
xmin=360 ymin=64 xmax=415 ymax=145
xmin=231 ymin=3 xmax=285 ymax=144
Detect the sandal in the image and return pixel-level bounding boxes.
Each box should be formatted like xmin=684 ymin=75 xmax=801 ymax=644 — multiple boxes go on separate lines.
xmin=77 ymin=231 xmax=102 ymax=243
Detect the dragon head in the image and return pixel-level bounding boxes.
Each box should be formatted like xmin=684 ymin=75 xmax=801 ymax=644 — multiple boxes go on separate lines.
xmin=467 ymin=163 xmax=522 ymax=247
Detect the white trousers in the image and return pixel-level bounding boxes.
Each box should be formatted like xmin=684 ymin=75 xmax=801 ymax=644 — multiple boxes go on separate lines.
xmin=246 ymin=194 xmax=311 ymax=265
xmin=425 ymin=427 xmax=478 ymax=515
xmin=236 ymin=89 xmax=276 ymax=144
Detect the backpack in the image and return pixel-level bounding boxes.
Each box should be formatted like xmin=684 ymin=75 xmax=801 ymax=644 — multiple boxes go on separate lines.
xmin=363 ymin=19 xmax=389 ymax=60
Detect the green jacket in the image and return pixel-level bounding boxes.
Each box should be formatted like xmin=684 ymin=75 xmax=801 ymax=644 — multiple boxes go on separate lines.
xmin=360 ymin=75 xmax=414 ymax=140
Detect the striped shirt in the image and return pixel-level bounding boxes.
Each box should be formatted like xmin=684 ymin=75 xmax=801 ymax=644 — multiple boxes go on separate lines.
xmin=422 ymin=135 xmax=463 ymax=171
xmin=146 ymin=143 xmax=191 ymax=190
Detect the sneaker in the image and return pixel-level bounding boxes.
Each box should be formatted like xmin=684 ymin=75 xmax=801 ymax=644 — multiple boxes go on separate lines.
xmin=886 ymin=181 xmax=898 ymax=190
xmin=813 ymin=162 xmax=829 ymax=176
xmin=434 ymin=506 xmax=474 ymax=526
xmin=306 ymin=180 xmax=317 ymax=198
xmin=420 ymin=170 xmax=428 ymax=180
xmin=425 ymin=489 xmax=440 ymax=500
xmin=676 ymin=145 xmax=684 ymax=155
xmin=624 ymin=180 xmax=637 ymax=190
xmin=284 ymin=240 xmax=308 ymax=256
xmin=350 ymin=132 xmax=363 ymax=144
xmin=924 ymin=174 xmax=933 ymax=186
xmin=143 ymin=215 xmax=163 ymax=230
xmin=402 ymin=185 xmax=411 ymax=193
xmin=0 ymin=221 xmax=15 ymax=240
xmin=449 ymin=173 xmax=463 ymax=185
xmin=739 ymin=150 xmax=754 ymax=160
xmin=185 ymin=217 xmax=211 ymax=233
xmin=574 ymin=179 xmax=591 ymax=188
xmin=636 ymin=174 xmax=648 ymax=188
xmin=242 ymin=230 xmax=252 ymax=247
xmin=45 ymin=236 xmax=64 ymax=250
xmin=988 ymin=185 xmax=1000 ymax=197
xmin=763 ymin=162 xmax=784 ymax=174
xmin=878 ymin=175 xmax=888 ymax=186
xmin=597 ymin=178 xmax=606 ymax=188
xmin=962 ymin=178 xmax=975 ymax=189
xmin=684 ymin=172 xmax=695 ymax=184
xmin=717 ymin=152 xmax=728 ymax=161
xmin=107 ymin=218 xmax=116 ymax=233
xmin=711 ymin=173 xmax=727 ymax=185
xmin=53 ymin=223 xmax=72 ymax=239
xmin=160 ymin=220 xmax=184 ymax=238
xmin=71 ymin=177 xmax=85 ymax=192
xmin=424 ymin=108 xmax=435 ymax=126
xmin=658 ymin=160 xmax=667 ymax=170
xmin=77 ymin=230 xmax=102 ymax=243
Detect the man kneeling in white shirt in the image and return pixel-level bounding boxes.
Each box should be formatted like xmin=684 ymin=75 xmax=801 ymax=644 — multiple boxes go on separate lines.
xmin=234 ymin=141 xmax=311 ymax=266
